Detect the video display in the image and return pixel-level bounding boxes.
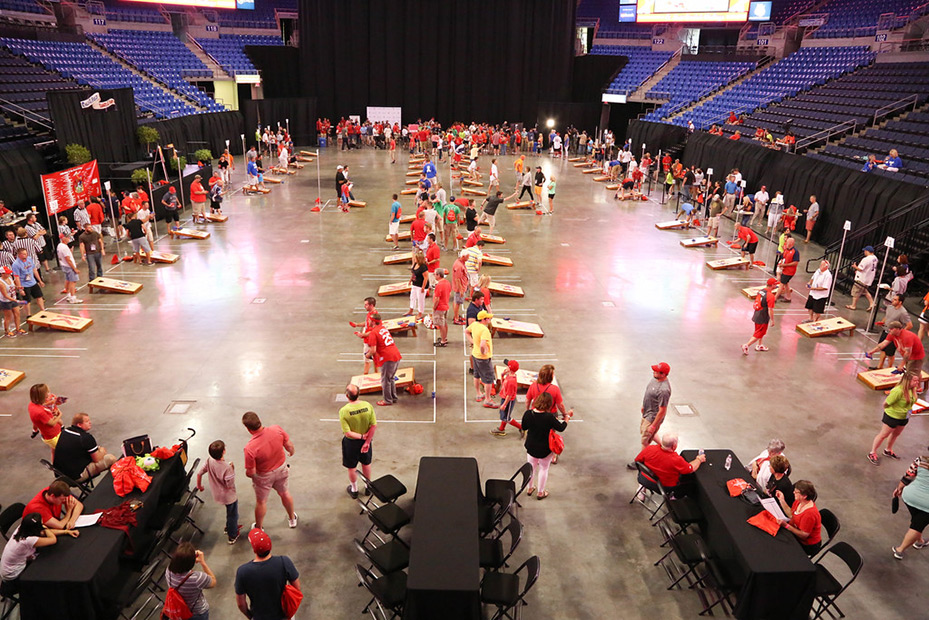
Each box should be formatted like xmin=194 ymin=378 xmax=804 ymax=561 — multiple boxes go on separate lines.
xmin=635 ymin=0 xmax=751 ymax=22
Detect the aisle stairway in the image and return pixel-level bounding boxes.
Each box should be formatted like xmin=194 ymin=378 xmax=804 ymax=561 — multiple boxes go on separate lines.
xmin=628 ymin=51 xmax=681 ymax=103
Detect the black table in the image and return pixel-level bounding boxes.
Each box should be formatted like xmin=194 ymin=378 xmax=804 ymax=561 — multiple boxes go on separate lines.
xmin=681 ymin=449 xmax=815 ymax=620
xmin=404 ymin=456 xmax=481 ymax=620
xmin=17 ymin=453 xmax=185 ymax=620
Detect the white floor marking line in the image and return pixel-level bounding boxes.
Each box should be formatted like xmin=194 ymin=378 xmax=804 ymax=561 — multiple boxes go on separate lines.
xmin=320 ymin=360 xmax=436 ymax=424
xmin=0 ymin=353 xmax=81 ymax=358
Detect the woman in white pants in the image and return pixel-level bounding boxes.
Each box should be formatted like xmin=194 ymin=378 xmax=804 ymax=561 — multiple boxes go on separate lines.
xmin=408 ymin=250 xmax=428 ymax=320
xmin=520 ymin=392 xmax=571 ymax=500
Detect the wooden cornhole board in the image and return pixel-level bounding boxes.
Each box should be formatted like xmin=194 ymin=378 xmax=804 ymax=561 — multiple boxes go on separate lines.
xmin=796 ymin=317 xmax=856 ymax=338
xmin=88 ymin=277 xmax=142 ymax=294
xmin=377 ymin=281 xmax=412 ymax=296
xmin=606 ymin=184 xmax=619 ymax=190
xmin=289 ymin=162 xmax=305 ymax=169
xmin=488 ymin=282 xmax=524 ymax=297
xmin=270 ymin=167 xmax=295 ymax=175
xmin=27 ymin=311 xmax=92 ymax=333
xmin=913 ymin=398 xmax=929 ymax=414
xmin=680 ymin=236 xmax=719 ymax=248
xmin=741 ymin=285 xmax=765 ymax=299
xmin=406 ymin=171 xmax=421 ymax=177
xmin=383 ymin=315 xmax=418 ymax=336
xmin=572 ymin=162 xmax=590 ymax=168
xmin=263 ymin=177 xmax=283 ymax=184
xmin=568 ymin=157 xmax=584 ymax=162
xmin=204 ymin=213 xmax=228 ymax=222
xmin=593 ymin=175 xmax=610 ymax=182
xmin=493 ymin=366 xmax=559 ymax=390
xmin=655 ymin=220 xmax=686 ymax=230
xmin=296 ymin=156 xmax=314 ymax=162
xmin=351 ymin=367 xmax=416 ymax=395
xmin=410 ymin=159 xmax=425 ymax=165
xmin=384 ymin=252 xmax=413 ymax=265
xmin=348 ymin=200 xmax=367 ymax=208
xmin=462 ymin=179 xmax=483 ymax=187
xmin=706 ymin=257 xmax=751 ymax=270
xmin=401 ymin=188 xmax=418 ymax=195
xmin=858 ymin=368 xmax=929 ymax=391
xmin=170 ymin=228 xmax=210 ymax=240
xmin=399 ymin=214 xmax=415 ymax=224
xmin=149 ymin=251 xmax=179 ymax=264
xmin=480 ymin=234 xmax=505 ymax=244
xmin=507 ymin=201 xmax=533 ymax=210
xmin=491 ymin=317 xmax=543 ymax=338
xmin=482 ymin=254 xmax=513 ymax=267
xmin=244 ymin=186 xmax=272 ymax=194
xmin=299 ymin=150 xmax=316 ymax=156
xmin=0 ymin=368 xmax=25 ymax=391
xmin=405 ymin=179 xmax=419 ymax=186
xmin=462 ymin=188 xmax=487 ymax=196
xmin=384 ymin=231 xmax=412 ymax=242
xmin=582 ymin=168 xmax=599 ymax=174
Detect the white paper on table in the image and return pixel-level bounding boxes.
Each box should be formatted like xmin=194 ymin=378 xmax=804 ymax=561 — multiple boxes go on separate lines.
xmin=73 ymin=513 xmax=102 ymax=528
xmin=760 ymin=497 xmax=788 ymax=522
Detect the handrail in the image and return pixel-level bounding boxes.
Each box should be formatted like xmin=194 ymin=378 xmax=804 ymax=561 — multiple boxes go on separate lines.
xmin=0 ymin=98 xmax=53 ymax=131
xmin=873 ymin=93 xmax=918 ymax=126
xmin=795 ymin=118 xmax=857 ymax=152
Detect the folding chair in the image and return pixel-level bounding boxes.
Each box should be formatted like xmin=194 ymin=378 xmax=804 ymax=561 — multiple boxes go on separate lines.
xmin=355 ymin=563 xmax=406 ymax=620
xmin=39 ymin=459 xmax=93 ymax=501
xmin=479 ymin=489 xmax=514 ymax=539
xmin=484 ymin=462 xmax=532 ymax=509
xmin=654 ymin=520 xmax=712 ymax=590
xmin=0 ymin=503 xmax=25 ymax=541
xmin=359 ymin=501 xmax=411 ymax=549
xmin=810 ymin=542 xmax=862 ymax=620
xmin=813 ymin=509 xmax=840 ymax=561
xmin=480 ymin=555 xmax=541 ymax=620
xmin=629 ymin=461 xmax=668 ymax=521
xmin=357 ymin=471 xmax=407 ymax=510
xmin=354 ymin=536 xmax=410 ymax=576
xmin=480 ymin=514 xmax=523 ymax=572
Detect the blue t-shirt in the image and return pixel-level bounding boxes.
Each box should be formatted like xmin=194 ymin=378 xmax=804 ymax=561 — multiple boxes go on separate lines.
xmin=725 ymin=181 xmax=739 ymax=194
xmin=885 ymin=156 xmax=903 ymax=168
xmin=422 ymin=178 xmax=432 ymax=191
xmin=423 ymin=162 xmax=436 ymax=179
xmin=466 ymin=302 xmax=483 ymax=323
xmin=12 ymin=257 xmax=36 ymax=287
xmin=234 ymin=555 xmax=299 ymax=620
xmin=390 ymin=201 xmax=401 ymax=223
xmin=247 ymin=161 xmax=259 ymax=176
xmin=681 ymin=203 xmax=694 ymax=214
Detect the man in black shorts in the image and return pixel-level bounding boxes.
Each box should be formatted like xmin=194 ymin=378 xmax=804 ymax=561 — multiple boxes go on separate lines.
xmin=338 ymin=384 xmax=377 ymax=499
xmin=161 ymin=186 xmax=181 ymax=231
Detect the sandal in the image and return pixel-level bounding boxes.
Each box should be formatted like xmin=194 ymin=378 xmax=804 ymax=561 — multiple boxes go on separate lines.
xmin=376 ymin=400 xmax=392 ymax=407
xmin=16 ymin=329 xmax=27 ymax=335
xmin=537 ymin=491 xmax=549 ymax=500
xmin=526 ymin=487 xmax=535 ymax=496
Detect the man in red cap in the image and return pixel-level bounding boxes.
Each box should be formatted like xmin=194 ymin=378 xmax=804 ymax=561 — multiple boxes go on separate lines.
xmin=190 ymin=174 xmax=208 ymax=224
xmin=628 ymin=362 xmax=672 ymax=469
xmin=743 ymin=278 xmax=778 ymax=354
xmin=235 ymin=528 xmax=300 ymax=620
xmin=161 ymin=186 xmax=181 ymax=231
xmin=491 ymin=359 xmax=523 ymax=437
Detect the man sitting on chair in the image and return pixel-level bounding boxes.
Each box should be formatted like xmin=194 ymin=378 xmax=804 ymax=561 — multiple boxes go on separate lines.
xmin=634 ymin=432 xmax=705 ymax=495
xmin=53 ymin=413 xmax=118 ymax=482
xmin=23 ymin=479 xmax=83 ymax=529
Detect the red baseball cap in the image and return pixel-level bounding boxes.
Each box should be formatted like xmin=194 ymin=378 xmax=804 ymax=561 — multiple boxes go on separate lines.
xmin=169 ymin=187 xmax=176 ymax=193
xmin=248 ymin=528 xmax=271 ymax=554
xmin=767 ymin=277 xmax=778 ymax=286
xmin=507 ymin=360 xmax=519 ymax=372
xmin=651 ymin=362 xmax=671 ymax=375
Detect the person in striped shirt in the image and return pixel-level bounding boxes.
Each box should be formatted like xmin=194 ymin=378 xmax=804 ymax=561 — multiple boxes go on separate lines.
xmin=24 ymin=213 xmax=50 ymax=271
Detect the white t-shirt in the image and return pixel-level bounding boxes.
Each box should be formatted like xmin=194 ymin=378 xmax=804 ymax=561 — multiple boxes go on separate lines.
xmin=490 ymin=164 xmax=498 ymax=181
xmin=857 ymin=254 xmax=878 ymax=286
xmin=810 ymin=268 xmax=832 ymax=300
xmin=754 ymin=190 xmax=769 ymax=206
xmin=0 ymin=532 xmax=39 ymax=581
xmin=553 ymin=135 xmax=562 ymax=150
xmin=751 ymin=450 xmax=779 ymax=491
xmin=734 ymin=172 xmax=743 ymax=183
xmin=57 ymin=242 xmax=75 ymax=269
xmin=423 ymin=208 xmax=438 ymax=229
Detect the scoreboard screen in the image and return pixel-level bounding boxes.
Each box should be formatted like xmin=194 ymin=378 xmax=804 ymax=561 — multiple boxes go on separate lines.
xmin=633 ymin=0 xmax=751 ymax=22
xmin=125 ymin=0 xmax=254 ymax=9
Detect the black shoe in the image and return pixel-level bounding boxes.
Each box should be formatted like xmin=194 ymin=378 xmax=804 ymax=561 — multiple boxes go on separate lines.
xmin=347 ymin=485 xmax=359 ymax=500
xmin=626 ymin=462 xmax=637 ymax=471
xmin=364 ymin=486 xmax=372 ymax=496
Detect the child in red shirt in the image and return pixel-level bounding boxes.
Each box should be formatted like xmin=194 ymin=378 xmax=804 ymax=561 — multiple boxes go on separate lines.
xmin=492 ymin=360 xmax=523 ymax=437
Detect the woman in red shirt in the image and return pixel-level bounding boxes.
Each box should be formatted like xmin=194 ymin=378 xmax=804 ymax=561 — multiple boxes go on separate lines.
xmin=526 ymin=365 xmax=573 ymax=463
xmin=776 ymin=480 xmax=822 ymax=556
xmin=28 ymin=383 xmax=63 ymax=457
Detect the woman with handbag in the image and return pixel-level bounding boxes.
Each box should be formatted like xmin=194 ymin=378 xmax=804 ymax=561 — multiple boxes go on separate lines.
xmin=521 ymin=392 xmax=571 ymax=501
xmin=525 ymin=365 xmax=573 ymax=463
xmin=163 ymin=542 xmax=216 ymax=620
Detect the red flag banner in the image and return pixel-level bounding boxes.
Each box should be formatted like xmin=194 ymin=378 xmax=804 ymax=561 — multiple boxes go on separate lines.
xmin=41 ymin=160 xmax=102 ymax=215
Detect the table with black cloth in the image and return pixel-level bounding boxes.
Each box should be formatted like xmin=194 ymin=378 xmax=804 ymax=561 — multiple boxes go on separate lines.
xmin=404 ymin=456 xmax=481 ymax=620
xmin=17 ymin=453 xmax=186 ymax=620
xmin=681 ymin=449 xmax=816 ymax=620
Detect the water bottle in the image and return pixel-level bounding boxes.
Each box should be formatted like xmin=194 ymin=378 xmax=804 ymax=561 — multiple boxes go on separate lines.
xmin=725 ymin=454 xmax=732 ymax=471
xmin=698 ymin=449 xmax=705 ymax=457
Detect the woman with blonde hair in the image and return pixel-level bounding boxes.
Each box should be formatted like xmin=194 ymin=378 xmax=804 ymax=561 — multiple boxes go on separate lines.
xmin=407 ymin=250 xmax=428 ymax=320
xmin=477 ymin=274 xmax=492 ymax=314
xmin=869 ymin=371 xmax=920 ymax=464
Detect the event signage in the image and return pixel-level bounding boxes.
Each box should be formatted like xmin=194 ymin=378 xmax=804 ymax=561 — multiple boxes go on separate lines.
xmin=80 ymin=92 xmax=117 ymax=111
xmin=41 ymin=160 xmax=102 ymax=215
xmin=757 ymin=38 xmax=769 ymax=46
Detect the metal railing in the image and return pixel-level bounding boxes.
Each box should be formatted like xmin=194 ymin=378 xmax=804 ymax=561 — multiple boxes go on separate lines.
xmin=873 ymin=94 xmax=919 ymax=126
xmin=0 ymin=98 xmax=52 ymax=131
xmin=794 ymin=118 xmax=857 ymax=152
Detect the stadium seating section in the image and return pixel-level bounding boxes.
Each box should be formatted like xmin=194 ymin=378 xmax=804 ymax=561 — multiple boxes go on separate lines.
xmin=591 ymin=45 xmax=674 ymax=96
xmin=642 ymin=60 xmax=756 ymax=122
xmin=0 ymin=0 xmax=47 ymax=15
xmin=197 ymin=34 xmax=281 ymax=76
xmin=102 ymin=1 xmax=166 ymax=24
xmin=810 ymin=0 xmax=922 ymax=39
xmin=0 ymin=47 xmax=81 ymax=118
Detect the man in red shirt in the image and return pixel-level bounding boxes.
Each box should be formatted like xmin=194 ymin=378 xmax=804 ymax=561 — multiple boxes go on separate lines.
xmin=136 ymin=184 xmax=149 ymax=206
xmin=410 ymin=212 xmax=427 ymax=249
xmin=776 ymin=236 xmax=800 ymax=302
xmin=743 ymin=278 xmax=777 ymax=354
xmin=190 ymin=174 xmax=208 ymax=224
xmin=359 ymin=314 xmax=403 ymax=406
xmin=465 ymin=226 xmax=482 ymax=248
xmin=736 ymin=223 xmax=758 ymax=269
xmin=425 ymin=233 xmax=440 ymax=290
xmin=389 ymin=137 xmax=397 ymax=164
xmin=349 ymin=296 xmax=378 ymax=374
xmin=23 ymin=479 xmax=83 ymax=529
xmin=868 ymin=321 xmax=926 ymax=375
xmin=432 ymin=268 xmax=451 ymax=347
xmin=634 ymin=432 xmax=705 ymax=494
xmin=242 ymin=411 xmax=297 ymax=529
xmin=85 ymin=199 xmax=105 ymax=233
xmin=451 ymin=252 xmax=469 ymax=325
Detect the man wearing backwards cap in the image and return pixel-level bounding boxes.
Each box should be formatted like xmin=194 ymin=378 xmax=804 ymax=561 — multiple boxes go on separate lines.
xmin=743 ymin=278 xmax=778 ymax=355
xmin=235 ymin=529 xmax=300 ymax=620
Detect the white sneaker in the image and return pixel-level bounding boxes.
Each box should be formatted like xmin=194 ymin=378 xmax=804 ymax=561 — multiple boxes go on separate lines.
xmin=288 ymin=513 xmax=298 ymax=528
xmin=68 ymin=296 xmax=84 ymax=304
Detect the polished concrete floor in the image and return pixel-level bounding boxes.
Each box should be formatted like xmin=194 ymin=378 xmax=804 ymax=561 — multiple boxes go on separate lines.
xmin=0 ymin=146 xmax=925 ymax=619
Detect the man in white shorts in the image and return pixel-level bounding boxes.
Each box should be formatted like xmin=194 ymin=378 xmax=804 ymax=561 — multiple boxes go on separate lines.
xmin=242 ymin=411 xmax=297 ymax=530
xmin=387 ymin=194 xmax=402 ymax=249
xmin=464 ymin=240 xmax=484 ymax=291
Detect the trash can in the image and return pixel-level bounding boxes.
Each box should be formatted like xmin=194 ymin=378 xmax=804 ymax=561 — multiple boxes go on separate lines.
xmin=318 ymin=136 xmax=327 ymax=147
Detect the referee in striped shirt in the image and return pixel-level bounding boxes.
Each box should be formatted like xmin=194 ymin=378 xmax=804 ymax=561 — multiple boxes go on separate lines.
xmin=5 ymin=229 xmax=42 ymax=273
xmin=24 ymin=213 xmax=50 ymax=271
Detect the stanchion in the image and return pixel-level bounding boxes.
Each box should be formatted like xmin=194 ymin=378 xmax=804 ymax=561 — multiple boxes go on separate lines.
xmin=146 ymin=168 xmax=158 ymax=240
xmin=865 ymin=236 xmax=894 ymax=333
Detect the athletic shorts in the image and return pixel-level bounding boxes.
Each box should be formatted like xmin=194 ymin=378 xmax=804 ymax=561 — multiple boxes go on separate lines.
xmin=0 ymin=300 xmax=17 ymax=310
xmin=454 ymin=291 xmax=465 ymax=305
xmin=342 ymin=437 xmax=372 ymax=469
xmin=548 ymin=194 xmax=555 ymax=200
xmin=42 ymin=433 xmax=60 ymax=449
xmin=131 ymin=237 xmax=152 ymax=253
xmin=779 ymin=273 xmax=793 ymax=285
xmin=805 ymin=296 xmax=827 ymax=314
xmin=623 ymin=180 xmax=635 ymax=189
xmin=432 ymin=310 xmax=447 ymax=326
xmin=388 ymin=221 xmax=400 ymax=236
xmin=164 ymin=209 xmax=180 ymax=223
xmin=251 ymin=463 xmax=290 ymax=502
xmin=919 ymin=312 xmax=928 ymax=326
xmin=744 ymin=242 xmax=758 ymax=254
xmin=907 ymin=502 xmax=929 ymax=533
xmin=500 ymin=400 xmax=515 ymax=422
xmin=882 ymin=412 xmax=909 ymax=428
xmin=23 ymin=283 xmax=43 ymax=301
xmin=62 ymin=266 xmax=79 ymax=283
xmin=753 ymin=322 xmax=769 ymax=339
xmin=472 ymin=356 xmax=494 ymax=384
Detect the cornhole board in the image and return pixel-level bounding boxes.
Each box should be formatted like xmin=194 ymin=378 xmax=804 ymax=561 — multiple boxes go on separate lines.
xmin=582 ymin=168 xmax=599 ymax=174
xmin=593 ymin=175 xmax=611 ymax=182
xmin=462 ymin=179 xmax=483 ymax=187
xmin=170 ymin=228 xmax=210 ymax=240
xmin=400 ymin=214 xmax=415 ymax=224
xmin=494 ymin=366 xmax=559 ymax=390
xmin=573 ymin=162 xmax=590 ymax=168
xmin=0 ymin=368 xmax=25 ymax=391
xmin=706 ymin=257 xmax=751 ymax=270
xmin=244 ymin=186 xmax=272 ymax=194
xmin=401 ymin=188 xmax=418 ymax=195
xmin=348 ymin=200 xmax=367 ymax=208
xmin=263 ymin=177 xmax=283 ymax=184
xmin=680 ymin=236 xmax=719 ymax=248
xmin=384 ymin=252 xmax=413 ymax=265
xmin=385 ymin=231 xmax=412 ymax=242
xmin=405 ymin=180 xmax=419 ymax=186
xmin=482 ymin=254 xmax=513 ymax=267
xmin=148 ymin=251 xmax=179 ymax=264
xmin=491 ymin=317 xmax=543 ymax=338
xmin=88 ymin=277 xmax=142 ymax=294
xmin=507 ymin=201 xmax=533 ymax=210
xmin=296 ymin=156 xmax=314 ymax=162
xmin=406 ymin=171 xmax=421 ymax=177
xmin=462 ymin=188 xmax=487 ymax=196
xmin=796 ymin=317 xmax=856 ymax=338
xmin=27 ymin=311 xmax=92 ymax=333
xmin=488 ymin=282 xmax=524 ymax=297
xmin=858 ymin=368 xmax=929 ymax=391
xmin=288 ymin=162 xmax=305 ymax=169
xmin=913 ymin=398 xmax=929 ymax=414
xmin=299 ymin=150 xmax=316 ymax=156
xmin=271 ymin=167 xmax=295 ymax=175
xmin=204 ymin=213 xmax=228 ymax=222
xmin=568 ymin=157 xmax=584 ymax=162
xmin=606 ymin=184 xmax=619 ymax=190
xmin=480 ymin=234 xmax=505 ymax=244
xmin=741 ymin=286 xmax=765 ymax=299
xmin=351 ymin=367 xmax=415 ymax=395
xmin=383 ymin=315 xmax=418 ymax=336
xmin=377 ymin=282 xmax=412 ymax=296
xmin=655 ymin=220 xmax=686 ymax=230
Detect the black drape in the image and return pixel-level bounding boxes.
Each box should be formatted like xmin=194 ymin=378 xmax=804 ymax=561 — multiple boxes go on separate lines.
xmin=627 ymin=119 xmax=689 ymax=158
xmin=573 ymin=54 xmax=627 ymax=102
xmin=536 ymin=103 xmax=603 ymax=137
xmin=683 ymin=131 xmax=929 ymax=245
xmin=242 ymin=98 xmax=317 ymax=146
xmin=47 ymin=88 xmax=137 ymax=163
xmin=299 ymin=0 xmax=576 ymax=124
xmin=245 ymin=45 xmax=300 ymax=99
xmin=140 ymin=111 xmax=245 ymax=160
xmin=0 ymin=145 xmax=46 ymax=209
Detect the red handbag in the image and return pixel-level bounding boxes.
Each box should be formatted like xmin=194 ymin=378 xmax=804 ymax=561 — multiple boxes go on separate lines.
xmin=279 ymin=556 xmax=303 ymax=617
xmin=548 ymin=429 xmax=564 ymax=455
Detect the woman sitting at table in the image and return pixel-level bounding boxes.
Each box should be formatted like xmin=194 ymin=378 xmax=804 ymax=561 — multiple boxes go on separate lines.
xmin=765 ymin=455 xmax=794 ymax=499
xmin=0 ymin=512 xmax=78 ymax=591
xmin=521 ymin=392 xmax=571 ymax=501
xmin=164 ymin=542 xmax=217 ymax=620
xmin=775 ymin=480 xmax=822 ymax=556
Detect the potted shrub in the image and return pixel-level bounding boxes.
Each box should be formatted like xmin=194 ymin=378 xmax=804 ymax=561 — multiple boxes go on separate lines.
xmin=194 ymin=148 xmax=213 ymax=164
xmin=169 ymin=156 xmax=187 ymax=172
xmin=130 ymin=168 xmax=149 ymax=186
xmin=65 ymin=143 xmax=91 ymax=165
xmin=137 ymin=126 xmax=160 ymax=152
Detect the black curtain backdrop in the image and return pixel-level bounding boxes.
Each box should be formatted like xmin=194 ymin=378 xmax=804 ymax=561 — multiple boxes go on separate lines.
xmin=299 ymin=0 xmax=576 ymax=124
xmin=536 ymin=103 xmax=603 ymax=138
xmin=245 ymin=45 xmax=300 ymax=99
xmin=242 ymin=98 xmax=317 ymax=147
xmin=0 ymin=145 xmax=46 ymax=209
xmin=140 ymin=111 xmax=245 ymax=160
xmin=627 ymin=119 xmax=689 ymax=158
xmin=683 ymin=131 xmax=929 ymax=245
xmin=47 ymin=88 xmax=137 ymax=163
xmin=573 ymin=55 xmax=627 ymax=102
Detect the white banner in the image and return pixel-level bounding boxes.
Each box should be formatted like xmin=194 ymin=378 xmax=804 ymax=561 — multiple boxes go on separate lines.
xmin=366 ymin=106 xmax=402 ymax=127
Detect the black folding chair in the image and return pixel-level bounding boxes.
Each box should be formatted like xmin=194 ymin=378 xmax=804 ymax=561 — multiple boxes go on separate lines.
xmin=813 ymin=509 xmax=840 ymax=561
xmin=629 ymin=461 xmax=668 ymax=521
xmin=0 ymin=579 xmax=19 ymax=620
xmin=656 ymin=495 xmax=704 ymax=544
xmin=355 ymin=563 xmax=406 ymax=620
xmin=691 ymin=550 xmax=737 ymax=617
xmin=484 ymin=462 xmax=532 ymax=508
xmin=40 ymin=459 xmax=93 ymax=501
xmin=0 ymin=503 xmax=25 ymax=541
xmin=357 ymin=471 xmax=407 ymax=510
xmin=479 ymin=489 xmax=514 ymax=539
xmin=480 ymin=555 xmax=541 ymax=620
xmin=108 ymin=552 xmax=167 ymax=620
xmin=480 ymin=514 xmax=523 ymax=572
xmin=359 ymin=501 xmax=411 ymax=548
xmin=810 ymin=542 xmax=862 ymax=620
xmin=654 ymin=520 xmax=712 ymax=590
xmin=354 ymin=536 xmax=410 ymax=576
